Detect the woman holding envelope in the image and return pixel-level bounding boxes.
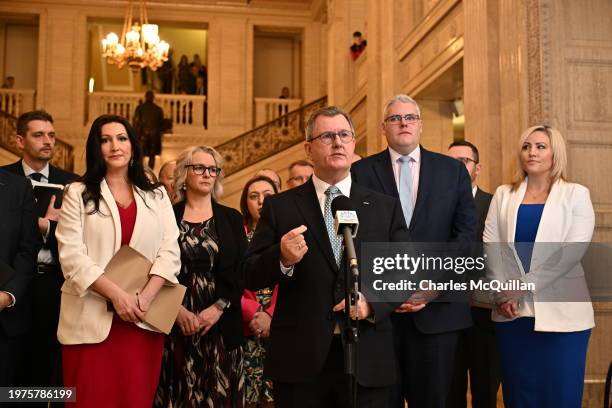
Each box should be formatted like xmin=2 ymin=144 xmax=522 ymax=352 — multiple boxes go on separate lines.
xmin=56 ymin=114 xmax=181 ymax=408
xmin=155 ymin=146 xmax=247 ymax=407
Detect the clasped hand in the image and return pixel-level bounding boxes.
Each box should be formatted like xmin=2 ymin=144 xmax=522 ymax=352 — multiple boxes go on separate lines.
xmin=176 ymin=305 xmax=223 ymax=336
xmin=249 ymin=311 xmax=272 ymax=338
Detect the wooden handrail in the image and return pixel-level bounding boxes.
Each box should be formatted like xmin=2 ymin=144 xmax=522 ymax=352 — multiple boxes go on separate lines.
xmin=216 ymin=96 xmax=327 ymax=176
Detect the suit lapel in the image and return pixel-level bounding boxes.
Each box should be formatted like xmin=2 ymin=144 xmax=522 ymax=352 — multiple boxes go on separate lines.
xmin=0 ymin=172 xmax=8 ymax=214
xmin=100 ymin=179 xmax=122 ymax=252
xmin=507 ymin=179 xmax=527 ymax=242
xmin=48 ymin=165 xmax=60 ymax=184
xmin=349 ymin=183 xmax=371 ymax=253
xmin=534 ymin=179 xmax=562 ymax=243
xmin=373 ymin=150 xmax=399 ymax=197
xmin=13 ymin=160 xmax=26 ymax=177
xmin=294 ymin=180 xmax=338 ymax=272
xmin=128 ymin=188 xmax=146 ymax=248
xmin=410 ymin=146 xmax=431 ymax=231
xmin=474 ymin=188 xmax=487 ymax=219
xmin=211 ymin=201 xmax=231 ymax=268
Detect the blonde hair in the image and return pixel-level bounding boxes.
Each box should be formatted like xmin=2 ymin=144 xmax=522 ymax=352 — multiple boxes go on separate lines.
xmin=511 ymin=125 xmax=567 ymax=191
xmin=173 ymin=145 xmax=225 ymax=202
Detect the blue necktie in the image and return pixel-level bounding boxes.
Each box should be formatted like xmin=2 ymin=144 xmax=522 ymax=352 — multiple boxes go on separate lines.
xmin=324 ymin=185 xmax=343 ymax=268
xmin=398 ymin=156 xmax=414 ymax=227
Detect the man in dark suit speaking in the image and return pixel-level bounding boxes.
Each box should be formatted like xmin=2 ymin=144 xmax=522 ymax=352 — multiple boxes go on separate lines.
xmin=351 ymin=95 xmax=477 ymax=408
xmin=245 ymin=106 xmax=409 ymax=407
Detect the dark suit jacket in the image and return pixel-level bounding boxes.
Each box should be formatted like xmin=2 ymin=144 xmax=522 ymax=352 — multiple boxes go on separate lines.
xmin=0 ymin=170 xmax=41 ymax=336
xmin=244 ymin=179 xmax=409 ymax=387
xmin=474 ymin=187 xmax=493 ymax=242
xmin=1 ymin=160 xmax=77 ymax=266
xmin=351 ymin=147 xmax=477 ymax=333
xmin=173 ymin=200 xmax=246 ymax=351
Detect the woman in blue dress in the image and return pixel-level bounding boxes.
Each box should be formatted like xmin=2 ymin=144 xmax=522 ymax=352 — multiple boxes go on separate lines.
xmin=483 ymin=125 xmax=595 ymax=408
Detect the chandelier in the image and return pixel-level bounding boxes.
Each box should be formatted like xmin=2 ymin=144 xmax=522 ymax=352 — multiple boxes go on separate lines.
xmin=101 ymin=0 xmax=169 ymax=72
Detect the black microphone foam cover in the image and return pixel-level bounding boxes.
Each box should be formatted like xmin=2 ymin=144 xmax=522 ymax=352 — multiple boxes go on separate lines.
xmin=331 ymin=195 xmax=353 ymax=216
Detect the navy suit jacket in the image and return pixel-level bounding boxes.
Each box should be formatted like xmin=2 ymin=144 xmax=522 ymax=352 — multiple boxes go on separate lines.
xmin=0 ymin=169 xmax=41 ymax=336
xmin=351 ymin=147 xmax=477 ymax=333
xmin=1 ymin=160 xmax=78 ymax=267
xmin=244 ymin=179 xmax=409 ymax=386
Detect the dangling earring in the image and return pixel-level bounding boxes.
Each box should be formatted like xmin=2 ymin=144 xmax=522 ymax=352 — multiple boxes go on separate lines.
xmin=181 ymin=184 xmax=187 ymax=191
xmin=130 ymin=158 xmax=134 ymax=167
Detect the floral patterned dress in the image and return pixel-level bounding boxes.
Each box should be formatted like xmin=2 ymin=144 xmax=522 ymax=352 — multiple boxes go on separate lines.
xmin=155 ymin=218 xmax=245 ymax=408
xmin=243 ymin=230 xmax=275 ymax=405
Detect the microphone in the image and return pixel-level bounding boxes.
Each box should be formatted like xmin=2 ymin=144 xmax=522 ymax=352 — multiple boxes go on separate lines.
xmin=331 ymin=195 xmax=359 ymax=238
xmin=331 ymin=195 xmax=359 ymax=278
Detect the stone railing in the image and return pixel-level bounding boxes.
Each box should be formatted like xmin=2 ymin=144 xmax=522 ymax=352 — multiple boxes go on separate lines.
xmin=0 ymin=89 xmax=36 ymax=118
xmin=88 ymin=92 xmax=207 ymax=129
xmin=253 ymin=97 xmax=302 ymax=127
xmin=0 ymin=110 xmax=74 ymax=172
xmin=346 ymin=50 xmax=367 ymax=102
xmin=217 ymin=96 xmax=326 ymax=176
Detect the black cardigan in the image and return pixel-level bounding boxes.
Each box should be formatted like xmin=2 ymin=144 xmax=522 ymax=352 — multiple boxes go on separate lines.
xmin=173 ymin=200 xmax=247 ymax=351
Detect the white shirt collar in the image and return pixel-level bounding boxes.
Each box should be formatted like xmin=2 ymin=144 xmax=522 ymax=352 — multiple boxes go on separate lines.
xmin=311 ymin=172 xmax=352 ymax=198
xmin=22 ymin=160 xmax=50 ymax=180
xmin=388 ymin=145 xmax=421 ymax=163
xmin=472 ymin=185 xmax=478 ymax=198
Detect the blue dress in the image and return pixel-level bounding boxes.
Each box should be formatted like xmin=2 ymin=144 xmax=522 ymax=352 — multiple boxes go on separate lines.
xmin=495 ymin=204 xmax=591 ymax=408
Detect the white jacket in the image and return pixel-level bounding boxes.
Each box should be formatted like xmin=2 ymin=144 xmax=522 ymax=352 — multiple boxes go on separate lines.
xmin=484 ymin=178 xmax=595 ymax=332
xmin=56 ymin=180 xmax=181 ymax=344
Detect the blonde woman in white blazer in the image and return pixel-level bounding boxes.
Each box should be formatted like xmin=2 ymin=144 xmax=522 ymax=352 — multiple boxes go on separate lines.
xmin=56 ymin=115 xmax=180 ymax=408
xmin=483 ymin=125 xmax=594 ymax=408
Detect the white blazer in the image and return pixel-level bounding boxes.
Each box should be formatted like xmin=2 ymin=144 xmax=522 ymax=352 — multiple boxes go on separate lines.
xmin=56 ymin=180 xmax=181 ymax=345
xmin=483 ymin=178 xmax=595 ymax=332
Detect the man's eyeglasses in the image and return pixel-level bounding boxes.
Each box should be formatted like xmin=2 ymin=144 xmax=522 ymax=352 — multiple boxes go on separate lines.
xmin=384 ymin=114 xmax=420 ymax=124
xmin=309 ymin=130 xmax=355 ymax=145
xmin=288 ymin=175 xmax=311 ymax=183
xmin=455 ymin=157 xmax=478 ymax=165
xmin=186 ymin=164 xmax=222 ymax=177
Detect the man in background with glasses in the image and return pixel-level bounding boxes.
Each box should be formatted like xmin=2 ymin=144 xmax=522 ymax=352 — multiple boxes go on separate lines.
xmin=351 ymin=94 xmax=477 ymax=408
xmin=446 ymin=140 xmax=499 ymax=408
xmin=286 ymin=160 xmax=313 ymax=189
xmin=245 ymin=106 xmax=409 ymax=407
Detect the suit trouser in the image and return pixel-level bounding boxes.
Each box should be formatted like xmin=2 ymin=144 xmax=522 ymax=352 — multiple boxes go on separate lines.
xmin=391 ymin=314 xmax=461 ymax=408
xmin=447 ymin=307 xmax=501 ymax=408
xmin=21 ymin=271 xmax=63 ymax=389
xmin=273 ymin=336 xmax=390 ymax=408
xmin=0 ymin=331 xmax=25 ymax=387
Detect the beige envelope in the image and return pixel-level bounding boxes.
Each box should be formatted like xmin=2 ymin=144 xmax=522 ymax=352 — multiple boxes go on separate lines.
xmin=104 ymin=245 xmax=185 ymax=334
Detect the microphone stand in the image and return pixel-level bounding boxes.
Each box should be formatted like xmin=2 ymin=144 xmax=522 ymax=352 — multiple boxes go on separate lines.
xmin=341 ymin=226 xmax=360 ymax=408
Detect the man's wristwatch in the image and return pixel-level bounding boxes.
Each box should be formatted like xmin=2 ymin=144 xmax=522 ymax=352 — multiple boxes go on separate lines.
xmin=213 ymin=298 xmax=231 ymax=312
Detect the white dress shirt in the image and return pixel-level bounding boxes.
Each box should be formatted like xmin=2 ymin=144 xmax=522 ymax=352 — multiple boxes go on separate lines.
xmin=21 ymin=161 xmax=54 ymax=265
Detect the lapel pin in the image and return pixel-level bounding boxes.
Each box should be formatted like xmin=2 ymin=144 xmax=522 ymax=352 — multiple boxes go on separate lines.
xmin=363 ymin=201 xmax=370 ymax=205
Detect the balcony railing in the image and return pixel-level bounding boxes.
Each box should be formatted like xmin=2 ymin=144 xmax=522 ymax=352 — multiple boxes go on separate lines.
xmin=0 ymin=110 xmax=74 ymax=172
xmin=0 ymin=89 xmax=36 ymax=118
xmin=217 ymin=96 xmax=327 ymax=176
xmin=253 ymin=97 xmax=302 ymax=127
xmin=88 ymin=92 xmax=207 ymax=129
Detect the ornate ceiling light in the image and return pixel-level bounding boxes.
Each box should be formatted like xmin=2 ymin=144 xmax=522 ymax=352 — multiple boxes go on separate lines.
xmin=101 ymin=0 xmax=169 ymax=72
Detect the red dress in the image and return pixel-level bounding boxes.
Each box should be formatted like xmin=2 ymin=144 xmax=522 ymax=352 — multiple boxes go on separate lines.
xmin=63 ymin=200 xmax=165 ymax=408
